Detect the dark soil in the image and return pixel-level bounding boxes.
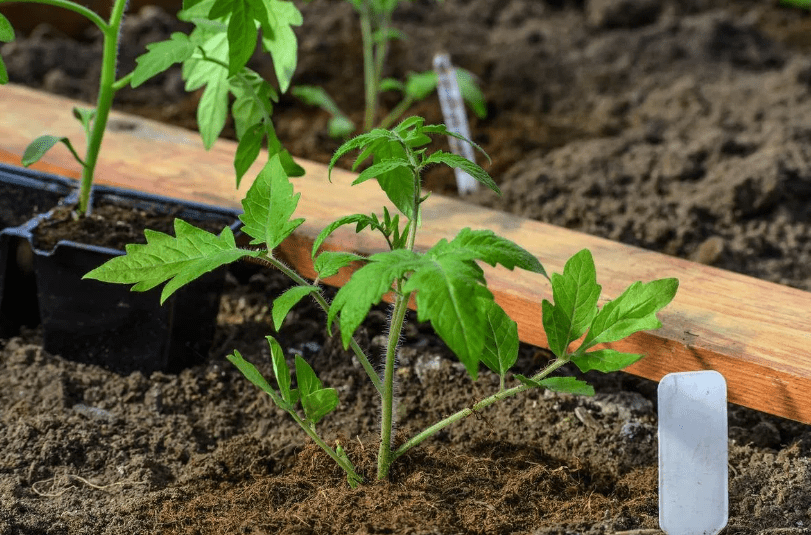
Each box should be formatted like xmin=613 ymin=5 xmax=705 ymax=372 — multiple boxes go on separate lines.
xmin=2 ymin=0 xmax=811 ymax=533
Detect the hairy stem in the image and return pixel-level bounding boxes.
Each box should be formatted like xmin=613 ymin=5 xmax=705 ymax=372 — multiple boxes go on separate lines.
xmin=77 ymin=0 xmax=127 ymax=214
xmin=258 ymin=252 xmax=384 ymax=395
xmin=287 ymin=410 xmax=363 ymax=485
xmin=2 ymin=0 xmax=107 ymax=31
xmin=392 ymin=358 xmax=570 ymax=461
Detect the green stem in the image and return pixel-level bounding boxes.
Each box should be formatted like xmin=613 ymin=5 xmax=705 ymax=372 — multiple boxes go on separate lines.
xmin=0 ymin=0 xmax=107 ymax=31
xmin=376 ymin=165 xmax=422 ymax=480
xmin=359 ymin=0 xmax=377 ymax=132
xmin=259 ymin=252 xmax=384 ymax=395
xmin=392 ymin=358 xmax=570 ymax=461
xmin=379 ymin=96 xmax=414 ymax=130
xmin=287 ymin=410 xmax=363 ymax=485
xmin=77 ymin=0 xmax=127 ymax=214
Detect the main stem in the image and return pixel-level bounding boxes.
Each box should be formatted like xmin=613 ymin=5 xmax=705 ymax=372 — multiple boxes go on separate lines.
xmin=77 ymin=0 xmax=127 ymax=214
xmin=359 ymin=0 xmax=377 ymax=132
xmin=377 ymin=165 xmax=422 ymax=480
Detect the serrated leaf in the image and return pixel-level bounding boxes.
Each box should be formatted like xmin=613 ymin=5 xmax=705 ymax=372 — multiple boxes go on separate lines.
xmin=21 ymin=135 xmax=81 ymax=167
xmin=402 ymin=254 xmax=492 ymax=379
xmin=571 ymin=348 xmax=643 ymax=374
xmin=448 ymin=228 xmax=546 ymax=275
xmin=226 ymin=0 xmax=257 ymax=76
xmin=538 ymin=377 xmax=594 ymax=396
xmin=255 ymin=0 xmax=302 ymax=93
xmin=239 ymin=154 xmax=305 ymax=249
xmin=84 ymin=221 xmax=255 ymax=303
xmin=543 ymin=249 xmax=601 ymax=357
xmin=301 ymin=388 xmax=339 ymax=424
xmin=227 ymin=349 xmax=291 ymax=409
xmin=272 ymin=286 xmax=318 ymax=331
xmin=267 ymin=336 xmax=298 ymax=405
xmin=230 ymin=69 xmax=276 ymax=140
xmin=329 ymin=249 xmax=423 ymax=347
xmin=312 ymin=214 xmax=370 ymax=257
xmin=183 ymin=31 xmax=229 ymax=149
xmin=234 ymin=123 xmax=264 ymax=185
xmin=422 ymin=150 xmax=499 ymax=194
xmin=582 ymin=278 xmax=679 ymax=349
xmin=313 ymin=251 xmax=364 ymax=279
xmin=480 ymin=300 xmax=518 ymax=377
xmin=352 ymin=158 xmax=412 ymax=186
xmin=328 ymin=130 xmax=391 ymax=175
xmin=132 ymin=32 xmax=196 ymax=87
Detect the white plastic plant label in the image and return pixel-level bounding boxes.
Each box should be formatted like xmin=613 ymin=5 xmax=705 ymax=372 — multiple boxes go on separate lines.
xmin=658 ymin=370 xmax=728 ymax=535
xmin=433 ymin=52 xmax=477 ymax=195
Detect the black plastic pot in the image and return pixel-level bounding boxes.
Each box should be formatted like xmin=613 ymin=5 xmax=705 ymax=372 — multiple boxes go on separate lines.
xmin=2 ymin=171 xmax=241 ymax=375
xmin=0 ymin=164 xmax=77 ymax=336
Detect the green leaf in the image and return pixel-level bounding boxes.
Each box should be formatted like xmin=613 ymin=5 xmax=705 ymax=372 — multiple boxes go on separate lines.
xmin=405 ymin=70 xmax=438 ymax=101
xmin=538 ymin=377 xmax=594 ymax=396
xmin=291 ymin=85 xmax=343 ymax=115
xmin=479 ymin=300 xmax=518 ymax=377
xmin=542 ymin=249 xmax=601 ymax=357
xmin=328 ymin=116 xmax=355 ymax=139
xmin=227 ymin=349 xmax=290 ymax=408
xmin=226 ymin=0 xmax=257 ymax=76
xmin=255 ymin=0 xmax=302 ymax=93
xmin=582 ymin=278 xmax=679 ymax=349
xmin=352 ymin=158 xmax=412 ymax=186
xmin=131 ymin=32 xmax=196 ymax=88
xmin=422 ymin=150 xmax=499 ymax=194
xmin=379 ymin=78 xmax=404 ymax=93
xmin=230 ymin=69 xmax=277 ymax=139
xmin=22 ymin=135 xmax=83 ymax=167
xmin=328 ymin=249 xmax=424 ymax=347
xmin=267 ymin=336 xmax=298 ymax=405
xmin=447 ymin=228 xmax=546 ymax=275
xmin=294 ymin=355 xmax=338 ymax=424
xmin=183 ymin=30 xmax=229 ymax=149
xmin=402 ymin=253 xmax=493 ymax=379
xmin=272 ymin=286 xmax=318 ymax=331
xmin=0 ymin=58 xmax=7 ymax=85
xmin=514 ymin=374 xmax=594 ymax=396
xmin=239 ymin=154 xmax=305 ymax=249
xmin=312 ymin=214 xmax=369 ymax=257
xmin=457 ymin=69 xmax=487 ymax=119
xmin=83 ymin=221 xmax=255 ymax=304
xmin=313 ymin=251 xmax=364 ymax=279
xmin=372 ymin=140 xmax=416 ymax=218
xmin=328 ymin=130 xmax=392 ymax=174
xmin=234 ymin=123 xmax=264 ymax=185
xmin=301 ymin=387 xmax=339 ymax=424
xmin=0 ymin=13 xmax=13 ymax=42
xmin=571 ymin=348 xmax=643 ymax=374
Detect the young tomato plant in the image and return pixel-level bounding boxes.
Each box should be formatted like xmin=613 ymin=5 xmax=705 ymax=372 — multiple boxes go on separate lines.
xmin=84 ymin=118 xmax=678 ymax=484
xmin=292 ymin=0 xmax=486 ymax=137
xmin=0 ymin=0 xmax=303 ymax=214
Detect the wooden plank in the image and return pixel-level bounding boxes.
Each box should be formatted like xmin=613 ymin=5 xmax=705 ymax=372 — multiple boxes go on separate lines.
xmin=2 ymin=83 xmax=811 ymax=424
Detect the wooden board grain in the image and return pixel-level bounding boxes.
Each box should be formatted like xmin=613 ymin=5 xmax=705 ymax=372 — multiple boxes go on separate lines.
xmin=2 ymin=83 xmax=811 ymax=424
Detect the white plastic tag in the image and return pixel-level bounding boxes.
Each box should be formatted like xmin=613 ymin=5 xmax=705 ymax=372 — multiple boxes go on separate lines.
xmin=658 ymin=371 xmax=728 ymax=535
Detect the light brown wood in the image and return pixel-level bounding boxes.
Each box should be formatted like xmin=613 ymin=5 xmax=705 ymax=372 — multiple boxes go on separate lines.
xmin=2 ymin=83 xmax=811 ymax=424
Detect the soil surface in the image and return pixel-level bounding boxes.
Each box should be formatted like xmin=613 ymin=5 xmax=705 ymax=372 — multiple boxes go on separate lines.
xmin=2 ymin=0 xmax=811 ymax=533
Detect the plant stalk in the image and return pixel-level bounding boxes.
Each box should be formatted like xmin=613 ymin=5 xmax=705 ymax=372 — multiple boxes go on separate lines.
xmin=359 ymin=0 xmax=377 ymax=132
xmin=77 ymin=0 xmax=127 ymax=214
xmin=392 ymin=358 xmax=570 ymax=461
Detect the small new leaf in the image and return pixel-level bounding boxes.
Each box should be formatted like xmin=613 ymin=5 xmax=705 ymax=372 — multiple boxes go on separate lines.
xmin=479 ymin=300 xmax=518 ymax=377
xmin=421 ymin=150 xmax=499 ymax=194
xmin=313 ymin=251 xmax=364 ymax=279
xmin=295 ymin=355 xmax=339 ymax=424
xmin=22 ymin=135 xmax=84 ymax=168
xmin=83 ymin=221 xmax=256 ymax=304
xmin=514 ymin=375 xmax=594 ymax=396
xmin=272 ymin=286 xmax=318 ymax=331
xmin=226 ymin=349 xmax=291 ymax=410
xmin=267 ymin=336 xmax=298 ymax=406
xmin=239 ymin=154 xmax=304 ymax=250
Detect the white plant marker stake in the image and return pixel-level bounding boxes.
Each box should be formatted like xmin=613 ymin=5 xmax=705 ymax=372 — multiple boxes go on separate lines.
xmin=433 ymin=52 xmax=477 ymax=195
xmin=658 ymin=371 xmax=728 ymax=535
